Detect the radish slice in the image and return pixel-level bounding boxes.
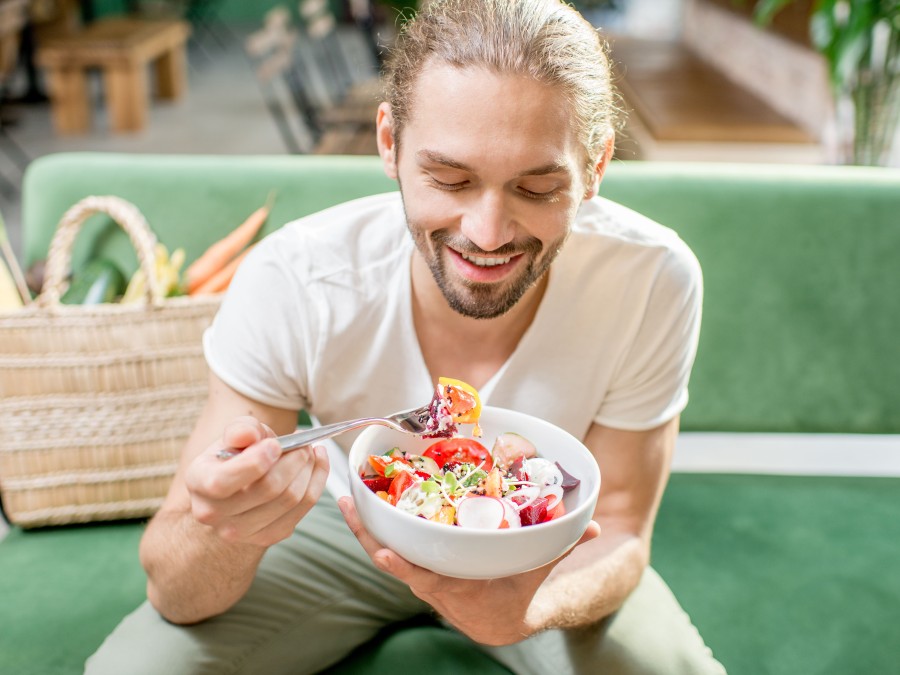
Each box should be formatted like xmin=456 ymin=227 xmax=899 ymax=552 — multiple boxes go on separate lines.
xmin=540 ymin=485 xmax=564 ymax=511
xmin=524 ymin=458 xmax=563 ymax=489
xmin=500 ymin=498 xmax=522 ymax=528
xmin=456 ymin=496 xmax=506 ymax=529
xmin=492 ymin=432 xmax=538 ymax=470
xmin=509 ymin=485 xmax=540 ymax=511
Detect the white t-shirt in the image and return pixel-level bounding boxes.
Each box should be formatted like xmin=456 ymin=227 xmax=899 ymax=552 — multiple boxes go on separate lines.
xmin=205 ymin=191 xmax=702 ymax=452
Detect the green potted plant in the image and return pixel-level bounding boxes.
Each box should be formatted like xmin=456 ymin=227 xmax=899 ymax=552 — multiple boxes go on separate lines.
xmin=749 ymin=0 xmax=899 ymax=166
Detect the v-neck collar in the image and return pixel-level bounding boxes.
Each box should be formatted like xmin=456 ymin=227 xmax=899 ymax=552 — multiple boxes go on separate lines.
xmin=402 ymin=246 xmax=564 ymax=406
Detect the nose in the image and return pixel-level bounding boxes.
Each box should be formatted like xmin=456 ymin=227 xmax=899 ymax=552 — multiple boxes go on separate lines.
xmin=460 ymin=189 xmax=516 ymax=253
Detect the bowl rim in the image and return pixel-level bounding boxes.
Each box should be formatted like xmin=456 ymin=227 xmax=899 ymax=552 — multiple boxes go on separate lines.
xmin=349 ymin=405 xmax=601 ymax=536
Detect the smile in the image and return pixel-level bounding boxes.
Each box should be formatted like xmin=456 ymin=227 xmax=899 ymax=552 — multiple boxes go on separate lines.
xmin=460 ymin=252 xmax=513 ymax=267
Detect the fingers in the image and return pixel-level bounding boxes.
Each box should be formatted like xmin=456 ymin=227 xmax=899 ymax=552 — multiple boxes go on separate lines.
xmin=193 ymin=444 xmax=330 ymax=546
xmin=222 ymin=416 xmax=276 ymax=450
xmin=540 ymin=518 xmax=603 ymax=576
xmin=226 ymin=445 xmax=330 ymax=533
xmin=239 ymin=446 xmax=331 ymax=545
xmin=579 ymin=519 xmax=602 ymax=545
xmin=337 ymin=497 xmax=436 ymax=586
xmin=191 ymin=436 xmax=283 ymax=500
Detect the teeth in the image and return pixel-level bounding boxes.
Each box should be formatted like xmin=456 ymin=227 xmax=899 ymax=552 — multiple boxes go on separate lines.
xmin=461 ymin=253 xmax=512 ymax=267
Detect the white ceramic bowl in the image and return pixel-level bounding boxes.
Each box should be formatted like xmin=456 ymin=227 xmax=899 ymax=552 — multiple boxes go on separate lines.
xmin=348 ymin=406 xmax=601 ymax=579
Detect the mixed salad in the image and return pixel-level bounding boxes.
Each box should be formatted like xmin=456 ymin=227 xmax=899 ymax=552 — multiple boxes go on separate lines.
xmin=360 ymin=378 xmax=580 ymax=529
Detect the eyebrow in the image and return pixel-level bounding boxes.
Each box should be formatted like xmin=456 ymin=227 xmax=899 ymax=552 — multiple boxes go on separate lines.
xmin=416 ymin=149 xmax=571 ymax=178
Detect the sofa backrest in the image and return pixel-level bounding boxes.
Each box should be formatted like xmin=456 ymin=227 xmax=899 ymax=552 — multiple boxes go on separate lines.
xmin=21 ymin=153 xmax=900 ymax=435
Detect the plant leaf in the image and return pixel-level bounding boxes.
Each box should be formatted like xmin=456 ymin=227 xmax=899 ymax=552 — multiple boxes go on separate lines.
xmin=752 ymin=0 xmax=798 ymax=25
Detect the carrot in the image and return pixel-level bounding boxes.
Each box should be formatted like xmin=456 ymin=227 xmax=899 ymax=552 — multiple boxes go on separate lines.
xmin=190 ymin=244 xmax=255 ymax=296
xmin=185 ymin=192 xmax=274 ymax=293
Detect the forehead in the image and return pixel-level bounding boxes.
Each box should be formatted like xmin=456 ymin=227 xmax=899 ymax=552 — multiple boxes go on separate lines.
xmin=400 ymin=60 xmax=584 ymax=171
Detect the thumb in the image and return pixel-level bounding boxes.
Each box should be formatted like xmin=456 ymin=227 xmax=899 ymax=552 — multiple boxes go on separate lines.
xmin=560 ymin=519 xmax=601 ymax=560
xmin=577 ymin=519 xmax=602 ymax=545
xmin=539 ymin=519 xmax=602 ymax=576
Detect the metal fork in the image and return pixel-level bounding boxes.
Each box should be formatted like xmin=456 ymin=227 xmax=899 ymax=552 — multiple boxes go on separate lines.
xmin=216 ymin=404 xmax=433 ymax=460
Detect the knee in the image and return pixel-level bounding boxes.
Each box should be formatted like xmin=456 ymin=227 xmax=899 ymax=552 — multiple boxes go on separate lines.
xmin=568 ymin=620 xmax=727 ymax=675
xmin=84 ymin=602 xmax=208 ymax=675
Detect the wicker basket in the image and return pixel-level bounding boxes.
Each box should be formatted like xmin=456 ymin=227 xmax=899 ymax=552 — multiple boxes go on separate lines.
xmin=0 ymin=196 xmax=220 ymax=528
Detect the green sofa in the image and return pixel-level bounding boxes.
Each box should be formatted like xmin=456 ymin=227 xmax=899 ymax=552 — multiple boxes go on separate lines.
xmin=2 ymin=153 xmax=899 ymax=675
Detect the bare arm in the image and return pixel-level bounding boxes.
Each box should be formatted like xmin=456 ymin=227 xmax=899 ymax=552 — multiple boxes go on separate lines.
xmin=139 ymin=372 xmax=329 ymax=625
xmin=340 ymin=416 xmax=677 ymax=645
xmin=526 ymin=417 xmax=677 ymax=630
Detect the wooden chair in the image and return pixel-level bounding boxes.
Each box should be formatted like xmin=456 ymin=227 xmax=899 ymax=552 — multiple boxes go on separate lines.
xmin=245 ymin=7 xmax=377 ymax=155
xmin=296 ymin=0 xmax=382 ymax=127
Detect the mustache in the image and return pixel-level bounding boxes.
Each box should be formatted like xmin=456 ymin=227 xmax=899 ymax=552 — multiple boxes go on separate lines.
xmin=429 ymin=230 xmax=543 ymax=258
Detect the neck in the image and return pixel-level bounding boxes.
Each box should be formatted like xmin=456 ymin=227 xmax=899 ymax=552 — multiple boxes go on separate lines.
xmin=410 ymin=253 xmax=548 ymax=390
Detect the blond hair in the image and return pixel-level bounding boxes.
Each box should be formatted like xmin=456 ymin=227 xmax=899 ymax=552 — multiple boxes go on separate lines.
xmin=383 ymin=0 xmax=617 ymax=173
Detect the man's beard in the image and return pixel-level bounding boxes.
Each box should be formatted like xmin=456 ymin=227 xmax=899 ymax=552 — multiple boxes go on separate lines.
xmin=404 ymin=211 xmax=568 ymax=320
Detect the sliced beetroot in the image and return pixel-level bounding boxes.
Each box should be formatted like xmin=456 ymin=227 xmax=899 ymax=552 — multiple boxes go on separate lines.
xmin=555 ymin=462 xmax=581 ymax=491
xmin=507 ymin=457 xmax=528 ymax=481
xmin=421 ymin=389 xmax=458 ymax=438
xmin=519 ymin=496 xmax=549 ymax=526
xmin=509 ymin=485 xmax=540 ymax=510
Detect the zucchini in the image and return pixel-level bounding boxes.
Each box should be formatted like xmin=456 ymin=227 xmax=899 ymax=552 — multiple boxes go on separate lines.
xmin=61 ymin=259 xmax=127 ymax=305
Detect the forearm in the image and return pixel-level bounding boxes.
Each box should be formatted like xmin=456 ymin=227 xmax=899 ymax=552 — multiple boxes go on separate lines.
xmin=526 ymin=529 xmax=649 ymax=632
xmin=140 ymin=508 xmax=266 ymax=625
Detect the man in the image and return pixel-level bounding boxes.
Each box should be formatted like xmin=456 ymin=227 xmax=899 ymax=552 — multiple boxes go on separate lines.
xmin=87 ymin=1 xmax=724 ymax=673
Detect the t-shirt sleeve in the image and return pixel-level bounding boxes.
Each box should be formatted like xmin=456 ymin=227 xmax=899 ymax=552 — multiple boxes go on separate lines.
xmin=594 ymin=242 xmax=703 ymax=431
xmin=202 ymin=234 xmax=316 ymax=411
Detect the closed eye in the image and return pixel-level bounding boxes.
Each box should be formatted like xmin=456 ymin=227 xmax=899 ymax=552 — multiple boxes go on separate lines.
xmin=518 ymin=186 xmax=560 ymax=202
xmin=429 ymin=177 xmax=469 ymax=191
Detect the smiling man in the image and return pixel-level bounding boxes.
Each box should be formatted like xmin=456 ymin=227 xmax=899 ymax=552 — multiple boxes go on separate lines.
xmin=86 ymin=1 xmax=725 ymax=674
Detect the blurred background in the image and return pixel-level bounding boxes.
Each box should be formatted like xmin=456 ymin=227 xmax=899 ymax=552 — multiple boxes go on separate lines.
xmin=0 ymin=0 xmax=898 ymax=256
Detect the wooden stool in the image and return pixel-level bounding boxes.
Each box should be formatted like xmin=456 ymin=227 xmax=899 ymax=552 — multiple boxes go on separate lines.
xmin=37 ymin=18 xmax=190 ymax=134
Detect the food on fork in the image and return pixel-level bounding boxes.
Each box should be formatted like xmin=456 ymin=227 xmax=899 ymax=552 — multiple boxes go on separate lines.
xmin=423 ymin=377 xmax=482 ymax=438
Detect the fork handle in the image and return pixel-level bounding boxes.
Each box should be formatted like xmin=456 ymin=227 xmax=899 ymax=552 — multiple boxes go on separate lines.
xmin=278 ymin=418 xmax=382 ymax=452
xmin=216 ymin=418 xmax=383 ymax=460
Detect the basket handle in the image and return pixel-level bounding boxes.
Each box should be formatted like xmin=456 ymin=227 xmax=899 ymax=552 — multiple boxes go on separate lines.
xmin=37 ymin=196 xmax=162 ymax=308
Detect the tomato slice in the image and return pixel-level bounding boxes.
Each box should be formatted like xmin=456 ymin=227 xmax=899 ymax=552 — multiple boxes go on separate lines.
xmin=368 ymin=455 xmax=390 ymax=476
xmin=438 ymin=377 xmax=482 ymax=425
xmin=368 ymin=454 xmax=411 ymax=477
xmin=362 ymin=476 xmax=392 ymax=493
xmin=388 ymin=470 xmax=416 ymax=505
xmin=423 ymin=438 xmax=493 ymax=472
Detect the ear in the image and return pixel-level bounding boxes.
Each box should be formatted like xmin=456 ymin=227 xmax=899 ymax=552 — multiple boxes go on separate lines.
xmin=376 ymin=102 xmax=398 ymax=180
xmin=583 ymin=133 xmax=615 ymax=201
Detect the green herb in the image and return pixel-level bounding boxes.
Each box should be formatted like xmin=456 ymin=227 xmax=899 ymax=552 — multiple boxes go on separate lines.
xmin=442 ymin=472 xmax=459 ymax=494
xmin=462 ymin=470 xmax=488 ymax=488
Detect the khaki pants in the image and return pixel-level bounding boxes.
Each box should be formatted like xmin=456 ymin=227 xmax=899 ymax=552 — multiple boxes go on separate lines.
xmin=86 ymin=493 xmax=726 ymax=675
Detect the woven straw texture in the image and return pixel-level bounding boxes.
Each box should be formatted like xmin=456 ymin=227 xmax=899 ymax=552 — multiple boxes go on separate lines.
xmin=0 ymin=196 xmax=219 ymax=528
